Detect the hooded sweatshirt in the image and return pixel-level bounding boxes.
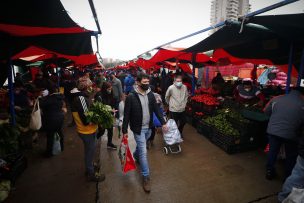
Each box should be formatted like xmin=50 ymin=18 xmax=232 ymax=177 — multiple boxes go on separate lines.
xmin=134 ymin=85 xmax=150 ymax=128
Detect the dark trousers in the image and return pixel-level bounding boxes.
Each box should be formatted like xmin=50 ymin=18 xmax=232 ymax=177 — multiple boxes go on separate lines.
xmin=97 ymin=127 xmax=113 ymax=145
xmin=46 ymin=130 xmax=64 ymax=155
xmin=266 ymin=134 xmax=298 ymax=178
xmin=148 ymin=127 xmax=156 ymax=142
xmin=170 ymin=111 xmax=186 ymax=135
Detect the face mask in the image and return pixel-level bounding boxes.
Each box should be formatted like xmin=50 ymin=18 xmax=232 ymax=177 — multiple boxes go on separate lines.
xmin=244 ymin=88 xmax=251 ymax=92
xmin=175 ymin=82 xmax=183 ymax=87
xmin=140 ymin=84 xmax=149 ymax=91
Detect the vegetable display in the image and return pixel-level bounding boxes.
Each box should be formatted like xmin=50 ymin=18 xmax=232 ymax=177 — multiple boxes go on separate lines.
xmin=191 ymin=94 xmax=219 ymax=106
xmin=217 ymin=108 xmax=250 ymax=124
xmin=0 ymin=123 xmax=20 ymax=156
xmin=204 ymin=114 xmax=240 ymax=137
xmin=85 ymin=102 xmax=114 ymax=129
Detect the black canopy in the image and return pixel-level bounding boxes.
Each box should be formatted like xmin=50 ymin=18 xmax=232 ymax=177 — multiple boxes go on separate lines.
xmin=185 ymin=13 xmax=304 ymax=66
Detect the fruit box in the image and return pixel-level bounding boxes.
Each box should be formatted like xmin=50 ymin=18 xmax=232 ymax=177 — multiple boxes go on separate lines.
xmin=196 ymin=120 xmax=214 ymax=140
xmin=211 ymin=129 xmax=258 ymax=154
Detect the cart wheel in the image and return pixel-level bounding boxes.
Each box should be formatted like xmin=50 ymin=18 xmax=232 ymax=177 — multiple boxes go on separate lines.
xmin=163 ymin=147 xmax=169 ymax=155
xmin=178 ymin=145 xmax=182 ymax=152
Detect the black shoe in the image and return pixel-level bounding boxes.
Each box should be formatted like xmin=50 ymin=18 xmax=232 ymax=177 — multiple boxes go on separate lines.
xmin=107 ymin=143 xmax=117 ymax=150
xmin=266 ymin=170 xmax=276 ymax=180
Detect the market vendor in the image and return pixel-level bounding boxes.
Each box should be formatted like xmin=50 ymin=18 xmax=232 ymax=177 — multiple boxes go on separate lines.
xmin=234 ymin=79 xmax=265 ymax=105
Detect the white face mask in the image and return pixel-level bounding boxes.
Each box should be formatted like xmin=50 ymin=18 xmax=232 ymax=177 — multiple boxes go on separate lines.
xmin=175 ymin=82 xmax=183 ymax=87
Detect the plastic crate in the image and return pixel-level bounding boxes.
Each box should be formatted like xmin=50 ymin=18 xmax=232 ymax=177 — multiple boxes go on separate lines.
xmin=185 ymin=114 xmax=193 ymax=125
xmin=211 ymin=129 xmax=258 ymax=154
xmin=196 ymin=120 xmax=214 ymax=139
xmin=192 ymin=101 xmax=204 ymax=113
xmin=202 ymin=104 xmax=217 ymax=115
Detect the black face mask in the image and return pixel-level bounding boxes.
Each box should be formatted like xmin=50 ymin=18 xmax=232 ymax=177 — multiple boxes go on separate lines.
xmin=140 ymin=84 xmax=149 ymax=91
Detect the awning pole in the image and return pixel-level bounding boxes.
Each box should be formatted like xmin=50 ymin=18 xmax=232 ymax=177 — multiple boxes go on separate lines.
xmin=286 ymin=42 xmax=294 ymax=94
xmin=297 ymin=48 xmax=304 ymax=86
xmin=8 ymin=59 xmax=16 ymax=126
xmin=191 ymin=54 xmax=196 ymax=96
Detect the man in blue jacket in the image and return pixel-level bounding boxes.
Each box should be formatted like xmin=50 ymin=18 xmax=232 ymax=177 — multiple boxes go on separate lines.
xmin=124 ymin=74 xmax=135 ymax=95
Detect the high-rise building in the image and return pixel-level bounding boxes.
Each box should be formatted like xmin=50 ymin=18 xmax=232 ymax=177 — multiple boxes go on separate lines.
xmin=210 ymin=0 xmax=250 ymax=34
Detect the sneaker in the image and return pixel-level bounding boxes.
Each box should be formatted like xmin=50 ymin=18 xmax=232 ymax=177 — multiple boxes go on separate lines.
xmin=107 ymin=143 xmax=117 ymax=150
xmin=266 ymin=170 xmax=276 ymax=180
xmin=87 ymin=173 xmax=105 ymax=182
xmin=143 ymin=176 xmax=151 ymax=193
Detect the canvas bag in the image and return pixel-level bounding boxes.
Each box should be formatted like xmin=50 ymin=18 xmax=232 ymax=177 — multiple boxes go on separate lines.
xmin=29 ymin=99 xmax=42 ymax=130
xmin=118 ymin=135 xmax=136 ymax=173
xmin=52 ymin=133 xmax=61 ymax=155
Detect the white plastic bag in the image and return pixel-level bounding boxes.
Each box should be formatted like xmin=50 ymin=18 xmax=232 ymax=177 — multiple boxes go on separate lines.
xmin=282 ymin=188 xmax=304 ymax=203
xmin=163 ymin=119 xmax=183 ymax=145
xmin=29 ymin=99 xmax=42 ymax=130
xmin=52 ymin=133 xmax=61 ymax=155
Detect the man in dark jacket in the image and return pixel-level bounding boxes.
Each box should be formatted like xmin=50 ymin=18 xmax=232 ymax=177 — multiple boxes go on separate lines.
xmin=277 ymin=85 xmax=304 ymax=202
xmin=122 ymin=73 xmax=167 ymax=193
xmin=264 ymin=86 xmax=304 ymax=180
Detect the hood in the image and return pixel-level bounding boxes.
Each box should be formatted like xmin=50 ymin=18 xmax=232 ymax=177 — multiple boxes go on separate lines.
xmin=134 ymin=84 xmax=151 ymax=96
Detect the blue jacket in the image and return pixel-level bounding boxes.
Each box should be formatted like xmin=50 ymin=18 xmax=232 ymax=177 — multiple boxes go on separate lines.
xmin=124 ymin=75 xmax=135 ymax=93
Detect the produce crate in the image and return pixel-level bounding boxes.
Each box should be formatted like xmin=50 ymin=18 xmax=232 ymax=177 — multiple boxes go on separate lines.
xmin=241 ymin=109 xmax=269 ymax=122
xmin=227 ymin=117 xmax=253 ymax=134
xmin=211 ymin=129 xmax=258 ymax=154
xmin=196 ymin=120 xmax=214 ymax=139
xmin=192 ymin=101 xmax=204 ymax=113
xmin=202 ymin=104 xmax=217 ymax=115
xmin=192 ymin=116 xmax=200 ymax=129
xmin=185 ymin=114 xmax=193 ymax=125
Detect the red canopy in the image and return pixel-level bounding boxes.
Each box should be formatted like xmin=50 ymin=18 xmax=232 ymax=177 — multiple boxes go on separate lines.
xmin=12 ymin=46 xmax=98 ymax=66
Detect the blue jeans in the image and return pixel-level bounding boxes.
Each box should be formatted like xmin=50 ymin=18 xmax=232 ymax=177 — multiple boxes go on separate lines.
xmin=266 ymin=134 xmax=298 ymax=178
xmin=79 ymin=133 xmax=96 ymax=175
xmin=278 ymin=156 xmax=304 ymax=202
xmin=133 ymin=128 xmax=151 ymax=177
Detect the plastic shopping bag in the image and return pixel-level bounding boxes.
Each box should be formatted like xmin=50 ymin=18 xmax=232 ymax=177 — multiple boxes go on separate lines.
xmin=282 ymin=188 xmax=304 ymax=203
xmin=29 ymin=99 xmax=42 ymax=130
xmin=163 ymin=119 xmax=183 ymax=145
xmin=118 ymin=135 xmax=136 ymax=173
xmin=52 ymin=133 xmax=61 ymax=155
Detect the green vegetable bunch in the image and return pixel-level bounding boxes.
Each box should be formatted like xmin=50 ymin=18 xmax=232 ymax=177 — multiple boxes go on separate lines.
xmin=0 ymin=123 xmax=20 ymax=156
xmin=85 ymin=102 xmax=114 ymax=129
xmin=217 ymin=108 xmax=250 ymax=124
xmin=204 ymin=114 xmax=240 ymax=137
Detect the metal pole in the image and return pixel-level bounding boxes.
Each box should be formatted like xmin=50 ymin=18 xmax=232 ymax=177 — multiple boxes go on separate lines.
xmin=297 ymin=48 xmax=304 ymax=86
xmin=191 ymin=54 xmax=196 ymax=96
xmin=88 ymin=0 xmax=102 ymax=35
xmin=286 ymin=42 xmax=293 ymax=94
xmin=8 ymin=59 xmax=16 ymax=126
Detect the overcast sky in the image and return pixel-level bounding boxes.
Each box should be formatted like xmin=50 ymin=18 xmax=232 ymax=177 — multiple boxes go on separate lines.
xmin=61 ymin=0 xmax=304 ymax=61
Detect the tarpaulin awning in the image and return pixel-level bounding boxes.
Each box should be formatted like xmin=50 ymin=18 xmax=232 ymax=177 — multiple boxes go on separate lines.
xmin=185 ymin=13 xmax=304 ymax=67
xmin=0 ymin=0 xmax=95 ymax=63
xmin=0 ymin=0 xmax=89 ymax=36
xmin=12 ymin=46 xmax=98 ymax=66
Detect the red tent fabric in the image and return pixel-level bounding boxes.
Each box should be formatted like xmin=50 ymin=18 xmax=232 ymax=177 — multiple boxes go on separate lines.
xmin=12 ymin=46 xmax=98 ymax=66
xmin=212 ymin=49 xmax=273 ymax=65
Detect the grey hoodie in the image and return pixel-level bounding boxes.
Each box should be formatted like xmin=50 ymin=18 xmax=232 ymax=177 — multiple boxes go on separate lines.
xmin=134 ymin=85 xmax=151 ymax=129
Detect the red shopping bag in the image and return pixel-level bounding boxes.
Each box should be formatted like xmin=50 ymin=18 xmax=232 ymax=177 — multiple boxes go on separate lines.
xmin=118 ymin=135 xmax=136 ymax=173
